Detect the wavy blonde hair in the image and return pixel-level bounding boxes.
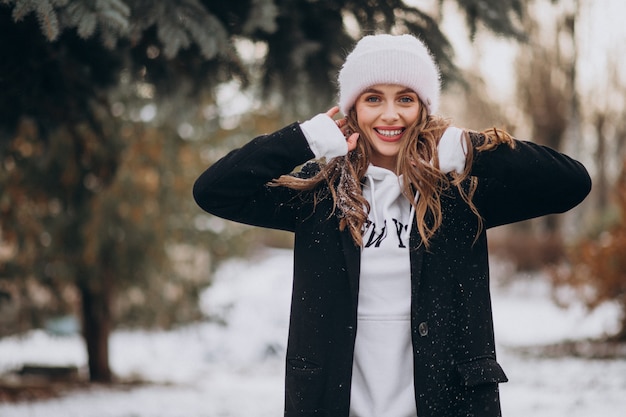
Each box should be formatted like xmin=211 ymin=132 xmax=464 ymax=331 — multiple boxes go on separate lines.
xmin=273 ymin=104 xmax=514 ymax=247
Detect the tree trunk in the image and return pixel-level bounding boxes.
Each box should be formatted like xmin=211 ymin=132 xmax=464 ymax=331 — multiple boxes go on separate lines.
xmin=79 ymin=273 xmax=113 ymax=383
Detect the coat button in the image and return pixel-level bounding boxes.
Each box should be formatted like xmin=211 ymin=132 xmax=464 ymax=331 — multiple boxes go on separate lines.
xmin=418 ymin=322 xmax=428 ymax=337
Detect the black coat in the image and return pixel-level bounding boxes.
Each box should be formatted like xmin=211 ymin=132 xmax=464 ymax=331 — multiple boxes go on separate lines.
xmin=193 ymin=123 xmax=591 ymax=417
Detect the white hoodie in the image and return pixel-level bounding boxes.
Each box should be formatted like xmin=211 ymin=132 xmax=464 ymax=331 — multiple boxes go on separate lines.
xmin=300 ymin=115 xmax=466 ymax=417
xmin=350 ymin=164 xmax=416 ymax=417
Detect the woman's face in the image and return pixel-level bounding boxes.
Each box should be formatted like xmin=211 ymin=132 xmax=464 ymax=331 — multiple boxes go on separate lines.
xmin=354 ymin=84 xmax=422 ymax=172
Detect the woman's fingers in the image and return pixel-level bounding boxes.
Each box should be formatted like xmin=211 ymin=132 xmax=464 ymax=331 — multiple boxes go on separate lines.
xmin=326 ymin=106 xmax=340 ymax=118
xmin=338 ymin=121 xmax=358 ymax=151
xmin=346 ymin=132 xmax=359 ymax=152
xmin=324 ymin=106 xmax=358 ymax=151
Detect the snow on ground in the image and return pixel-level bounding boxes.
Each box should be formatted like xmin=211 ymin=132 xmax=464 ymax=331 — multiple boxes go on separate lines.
xmin=0 ymin=248 xmax=625 ymax=416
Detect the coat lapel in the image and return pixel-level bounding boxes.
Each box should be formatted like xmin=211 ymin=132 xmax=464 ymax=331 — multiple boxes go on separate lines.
xmin=339 ymin=228 xmax=361 ymax=307
xmin=409 ymin=221 xmax=425 ymax=297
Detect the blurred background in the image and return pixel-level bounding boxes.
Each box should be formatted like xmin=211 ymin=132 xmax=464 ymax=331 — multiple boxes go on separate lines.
xmin=0 ymin=0 xmax=625 ymax=415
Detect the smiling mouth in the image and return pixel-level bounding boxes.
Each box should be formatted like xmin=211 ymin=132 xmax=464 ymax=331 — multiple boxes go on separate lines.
xmin=375 ymin=128 xmax=405 ymax=139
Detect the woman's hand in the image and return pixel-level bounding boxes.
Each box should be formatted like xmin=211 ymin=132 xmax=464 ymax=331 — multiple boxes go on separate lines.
xmin=326 ymin=106 xmax=359 ymax=152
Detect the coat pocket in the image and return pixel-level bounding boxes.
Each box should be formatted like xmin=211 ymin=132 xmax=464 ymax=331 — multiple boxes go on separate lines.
xmin=285 ymin=356 xmax=326 ymax=415
xmin=456 ymin=357 xmax=508 ymax=387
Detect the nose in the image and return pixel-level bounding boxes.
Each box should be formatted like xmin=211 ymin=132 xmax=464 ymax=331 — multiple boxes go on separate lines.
xmin=381 ymin=103 xmax=400 ymax=122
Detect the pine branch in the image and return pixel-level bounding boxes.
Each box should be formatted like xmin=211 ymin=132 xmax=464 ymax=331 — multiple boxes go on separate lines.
xmin=3 ymin=0 xmax=67 ymax=40
xmin=60 ymin=0 xmax=130 ymax=45
xmin=180 ymin=4 xmax=229 ymax=59
xmin=3 ymin=0 xmax=129 ymax=44
xmin=3 ymin=0 xmax=247 ymax=60
xmin=131 ymin=0 xmax=229 ymax=60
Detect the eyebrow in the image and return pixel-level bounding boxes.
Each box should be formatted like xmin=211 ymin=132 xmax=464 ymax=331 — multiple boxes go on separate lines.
xmin=362 ymin=87 xmax=417 ymax=95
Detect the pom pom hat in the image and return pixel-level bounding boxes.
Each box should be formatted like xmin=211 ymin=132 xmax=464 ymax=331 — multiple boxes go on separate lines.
xmin=338 ymin=34 xmax=441 ymax=115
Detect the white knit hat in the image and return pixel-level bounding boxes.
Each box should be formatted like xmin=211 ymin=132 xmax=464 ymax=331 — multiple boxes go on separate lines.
xmin=338 ymin=34 xmax=441 ymax=115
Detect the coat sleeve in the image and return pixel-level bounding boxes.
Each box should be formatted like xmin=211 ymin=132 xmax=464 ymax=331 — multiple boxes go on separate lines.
xmin=192 ymin=122 xmax=317 ymax=232
xmin=469 ymin=132 xmax=592 ymax=229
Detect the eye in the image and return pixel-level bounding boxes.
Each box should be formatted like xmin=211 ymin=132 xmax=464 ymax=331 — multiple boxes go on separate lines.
xmin=398 ymin=95 xmax=415 ymax=103
xmin=364 ymin=95 xmax=381 ymax=103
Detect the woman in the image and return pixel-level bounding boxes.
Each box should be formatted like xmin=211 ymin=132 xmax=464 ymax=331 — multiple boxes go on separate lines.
xmin=193 ymin=34 xmax=591 ymax=417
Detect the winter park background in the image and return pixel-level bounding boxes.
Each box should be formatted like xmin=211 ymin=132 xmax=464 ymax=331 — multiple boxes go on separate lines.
xmin=1 ymin=248 xmax=625 ymax=417
xmin=2 ymin=0 xmax=626 ymax=416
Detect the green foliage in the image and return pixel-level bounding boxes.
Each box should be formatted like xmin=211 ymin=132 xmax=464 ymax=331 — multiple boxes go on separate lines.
xmin=1 ymin=0 xmax=528 ymax=117
xmin=2 ymin=0 xmax=130 ymax=43
xmin=136 ymin=1 xmax=228 ymax=59
xmin=0 ymin=115 xmax=121 ymax=334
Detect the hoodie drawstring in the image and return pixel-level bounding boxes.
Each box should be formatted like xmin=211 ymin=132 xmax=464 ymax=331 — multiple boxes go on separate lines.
xmin=403 ymin=192 xmax=419 ymax=241
xmin=366 ymin=175 xmax=382 ymax=235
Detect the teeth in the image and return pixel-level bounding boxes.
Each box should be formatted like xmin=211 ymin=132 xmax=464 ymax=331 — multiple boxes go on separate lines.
xmin=376 ymin=128 xmax=403 ymax=137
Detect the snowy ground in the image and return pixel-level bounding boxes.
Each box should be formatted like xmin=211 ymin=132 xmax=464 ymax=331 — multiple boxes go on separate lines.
xmin=0 ymin=248 xmax=625 ymax=417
